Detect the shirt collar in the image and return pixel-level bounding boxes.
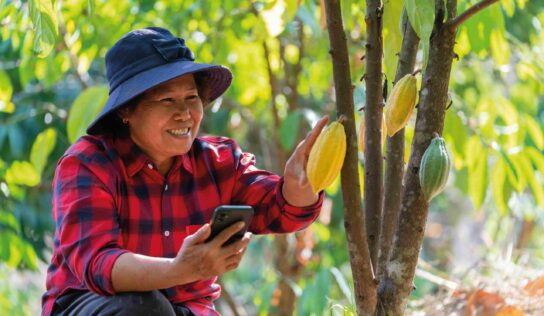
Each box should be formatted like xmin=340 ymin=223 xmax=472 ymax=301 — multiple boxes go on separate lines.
xmin=113 ymin=134 xmax=193 ymax=177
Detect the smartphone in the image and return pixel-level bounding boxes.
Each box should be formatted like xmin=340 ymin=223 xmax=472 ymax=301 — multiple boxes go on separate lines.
xmin=206 ymin=205 xmax=254 ymax=246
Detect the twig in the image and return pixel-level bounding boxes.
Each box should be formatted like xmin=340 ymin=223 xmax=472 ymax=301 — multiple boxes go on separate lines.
xmin=415 ymin=268 xmax=459 ymax=290
xmin=446 ymin=0 xmax=499 ymax=32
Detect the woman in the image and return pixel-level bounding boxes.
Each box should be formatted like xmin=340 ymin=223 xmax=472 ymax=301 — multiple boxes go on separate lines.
xmin=42 ymin=27 xmax=327 ymax=316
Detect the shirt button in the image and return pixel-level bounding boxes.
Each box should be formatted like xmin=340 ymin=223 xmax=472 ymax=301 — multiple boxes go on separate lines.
xmin=164 ymin=230 xmax=170 ymax=237
xmin=164 ymin=184 xmax=169 ymax=191
xmin=147 ymin=163 xmax=153 ymax=169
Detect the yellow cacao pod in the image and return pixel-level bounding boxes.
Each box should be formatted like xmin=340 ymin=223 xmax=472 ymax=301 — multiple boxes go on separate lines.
xmin=385 ymin=74 xmax=417 ymax=137
xmin=307 ymin=120 xmax=347 ymax=193
xmin=358 ymin=113 xmax=387 ymax=153
xmin=419 ymin=135 xmax=451 ymax=201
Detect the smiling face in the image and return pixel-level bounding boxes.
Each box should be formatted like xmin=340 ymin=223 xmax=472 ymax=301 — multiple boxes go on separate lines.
xmin=120 ymin=74 xmax=204 ymax=173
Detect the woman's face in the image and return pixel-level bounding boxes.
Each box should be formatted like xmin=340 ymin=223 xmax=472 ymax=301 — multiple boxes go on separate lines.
xmin=121 ymin=74 xmax=204 ymax=166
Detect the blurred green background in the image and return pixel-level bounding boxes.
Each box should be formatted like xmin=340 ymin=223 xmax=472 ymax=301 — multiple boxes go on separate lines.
xmin=0 ymin=0 xmax=543 ymax=315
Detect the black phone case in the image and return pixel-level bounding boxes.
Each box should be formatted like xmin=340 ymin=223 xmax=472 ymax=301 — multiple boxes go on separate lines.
xmin=206 ymin=205 xmax=254 ymax=246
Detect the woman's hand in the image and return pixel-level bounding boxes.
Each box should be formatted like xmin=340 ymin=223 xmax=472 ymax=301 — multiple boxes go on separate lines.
xmin=282 ymin=115 xmax=329 ymax=207
xmin=171 ymin=223 xmax=252 ymax=284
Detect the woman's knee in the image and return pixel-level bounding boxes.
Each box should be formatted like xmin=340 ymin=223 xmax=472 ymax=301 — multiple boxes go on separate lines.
xmin=113 ymin=290 xmax=175 ymax=316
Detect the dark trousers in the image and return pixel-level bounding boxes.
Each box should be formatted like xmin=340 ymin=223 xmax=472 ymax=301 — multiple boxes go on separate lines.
xmin=53 ymin=290 xmax=194 ymax=316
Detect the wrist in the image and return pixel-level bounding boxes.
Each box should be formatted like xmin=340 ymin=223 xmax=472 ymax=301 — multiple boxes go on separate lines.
xmin=282 ymin=177 xmax=319 ymax=207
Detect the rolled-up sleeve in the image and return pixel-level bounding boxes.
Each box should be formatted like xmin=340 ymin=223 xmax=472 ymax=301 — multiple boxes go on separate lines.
xmin=54 ymin=156 xmax=128 ymax=295
xmin=230 ymin=144 xmax=324 ymax=234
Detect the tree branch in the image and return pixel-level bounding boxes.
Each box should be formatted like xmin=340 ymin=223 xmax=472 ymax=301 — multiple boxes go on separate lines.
xmin=381 ymin=1 xmax=459 ymax=311
xmin=446 ymin=0 xmax=499 ymax=32
xmin=324 ymin=1 xmax=377 ymax=314
xmin=363 ymin=0 xmax=385 ymax=272
xmin=377 ymin=10 xmax=419 ymax=280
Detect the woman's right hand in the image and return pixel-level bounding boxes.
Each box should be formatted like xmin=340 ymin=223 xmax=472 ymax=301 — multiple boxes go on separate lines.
xmin=171 ymin=222 xmax=252 ymax=284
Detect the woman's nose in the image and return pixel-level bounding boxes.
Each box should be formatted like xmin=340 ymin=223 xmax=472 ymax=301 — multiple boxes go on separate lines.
xmin=173 ymin=103 xmax=191 ymax=121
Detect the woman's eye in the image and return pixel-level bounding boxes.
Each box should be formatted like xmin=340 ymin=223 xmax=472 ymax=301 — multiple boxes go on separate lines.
xmin=186 ymin=95 xmax=199 ymax=102
xmin=160 ymin=97 xmax=175 ymax=103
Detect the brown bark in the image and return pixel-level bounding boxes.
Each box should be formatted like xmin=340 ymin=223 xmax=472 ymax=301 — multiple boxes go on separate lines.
xmin=324 ymin=0 xmax=377 ymax=314
xmin=515 ymin=219 xmax=535 ymax=251
xmin=380 ymin=1 xmax=458 ymax=314
xmin=377 ymin=14 xmax=419 ymax=280
xmin=363 ymin=0 xmax=385 ymax=271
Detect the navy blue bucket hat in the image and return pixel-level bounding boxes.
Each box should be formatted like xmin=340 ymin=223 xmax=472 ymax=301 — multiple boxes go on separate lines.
xmin=86 ymin=27 xmax=232 ymax=134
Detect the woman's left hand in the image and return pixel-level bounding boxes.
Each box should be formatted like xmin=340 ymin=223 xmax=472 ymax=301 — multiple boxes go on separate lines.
xmin=282 ymin=115 xmax=329 ymax=206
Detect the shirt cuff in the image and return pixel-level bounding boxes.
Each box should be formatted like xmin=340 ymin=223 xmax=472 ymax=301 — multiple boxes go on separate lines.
xmin=86 ymin=248 xmax=130 ymax=296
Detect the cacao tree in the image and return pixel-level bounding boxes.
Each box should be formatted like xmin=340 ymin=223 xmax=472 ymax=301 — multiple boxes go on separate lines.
xmin=323 ymin=0 xmax=543 ymax=314
xmin=1 ymin=0 xmax=543 ymax=315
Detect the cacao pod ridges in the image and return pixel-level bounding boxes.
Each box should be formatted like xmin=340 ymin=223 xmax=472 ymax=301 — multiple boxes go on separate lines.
xmin=418 ymin=135 xmax=451 ymax=202
xmin=307 ymin=119 xmax=347 ymax=194
xmin=385 ymin=74 xmax=418 ymax=137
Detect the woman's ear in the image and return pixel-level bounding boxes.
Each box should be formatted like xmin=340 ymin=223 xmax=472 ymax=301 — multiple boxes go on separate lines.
xmin=117 ymin=107 xmax=130 ymax=123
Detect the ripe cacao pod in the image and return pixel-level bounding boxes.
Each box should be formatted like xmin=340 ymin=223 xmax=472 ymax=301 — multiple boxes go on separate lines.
xmin=307 ymin=120 xmax=347 ymax=193
xmin=358 ymin=113 xmax=387 ymax=153
xmin=385 ymin=74 xmax=417 ymax=137
xmin=419 ymin=135 xmax=451 ymax=201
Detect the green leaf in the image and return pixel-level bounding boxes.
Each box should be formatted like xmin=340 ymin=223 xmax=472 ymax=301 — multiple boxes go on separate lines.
xmin=0 ymin=211 xmax=21 ymax=233
xmin=491 ymin=158 xmax=510 ymax=216
xmin=279 ymin=111 xmax=301 ymax=151
xmin=30 ymin=128 xmax=57 ymax=174
xmin=444 ymin=110 xmax=468 ymax=169
xmin=24 ymin=243 xmax=39 ymax=270
xmin=468 ymin=152 xmax=487 ymax=210
xmin=404 ymin=0 xmax=434 ymax=69
xmin=67 ymin=85 xmax=109 ymax=143
xmin=524 ymin=114 xmax=544 ymax=150
xmin=508 ymin=153 xmax=528 ymax=193
xmin=29 ymin=0 xmax=59 ymax=57
xmin=466 ymin=136 xmax=487 ymax=209
xmin=526 ymin=147 xmax=544 ymax=178
xmin=88 ymin=0 xmax=95 ymax=16
xmin=7 ymin=234 xmax=22 ymax=268
xmin=462 ymin=4 xmax=504 ymax=60
xmin=383 ymin=0 xmax=403 ymax=82
xmin=5 ymin=161 xmax=41 ymax=187
xmin=501 ymin=0 xmax=516 ymax=17
xmin=490 ymin=28 xmax=510 ymax=66
xmin=0 ymin=69 xmax=14 ymax=113
xmin=519 ymin=150 xmax=544 ymax=208
xmin=331 ymin=266 xmax=353 ymax=302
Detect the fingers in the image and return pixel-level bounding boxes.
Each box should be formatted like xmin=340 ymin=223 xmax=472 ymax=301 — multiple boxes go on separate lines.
xmin=211 ymin=221 xmax=245 ymax=247
xmin=302 ymin=115 xmax=329 ymax=153
xmin=222 ymin=232 xmax=252 ymax=254
xmin=184 ymin=223 xmax=210 ymax=245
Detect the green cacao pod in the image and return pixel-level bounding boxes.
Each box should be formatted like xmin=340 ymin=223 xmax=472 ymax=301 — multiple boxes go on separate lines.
xmin=385 ymin=74 xmax=417 ymax=137
xmin=419 ymin=135 xmax=451 ymax=201
xmin=307 ymin=120 xmax=347 ymax=194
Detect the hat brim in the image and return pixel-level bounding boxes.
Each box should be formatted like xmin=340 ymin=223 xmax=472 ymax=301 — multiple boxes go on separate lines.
xmin=86 ymin=60 xmax=232 ymax=135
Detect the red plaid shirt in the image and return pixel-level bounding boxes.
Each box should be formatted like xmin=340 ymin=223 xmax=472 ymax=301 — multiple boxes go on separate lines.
xmin=42 ymin=133 xmax=323 ymax=316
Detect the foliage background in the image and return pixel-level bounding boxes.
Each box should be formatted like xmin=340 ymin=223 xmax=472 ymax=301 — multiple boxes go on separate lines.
xmin=0 ymin=0 xmax=543 ymax=314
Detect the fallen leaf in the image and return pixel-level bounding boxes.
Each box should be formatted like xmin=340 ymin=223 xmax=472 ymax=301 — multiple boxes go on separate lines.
xmin=464 ymin=289 xmax=505 ymax=316
xmin=523 ymin=275 xmax=544 ymax=296
xmin=496 ymin=305 xmax=524 ymax=316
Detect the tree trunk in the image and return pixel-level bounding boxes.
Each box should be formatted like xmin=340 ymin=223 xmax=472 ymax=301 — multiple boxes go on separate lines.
xmin=363 ymin=0 xmax=385 ymax=271
xmin=324 ymin=0 xmax=377 ymax=314
xmin=379 ymin=1 xmax=458 ymax=313
xmin=377 ymin=10 xmax=419 ymax=282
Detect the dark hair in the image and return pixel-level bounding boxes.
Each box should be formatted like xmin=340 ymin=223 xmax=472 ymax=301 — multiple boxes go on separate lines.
xmin=95 ymin=72 xmax=211 ymax=136
xmin=194 ymin=71 xmax=211 ymax=105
